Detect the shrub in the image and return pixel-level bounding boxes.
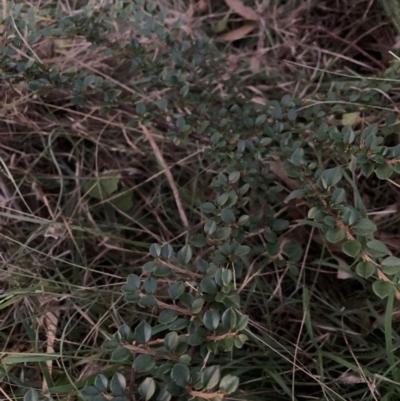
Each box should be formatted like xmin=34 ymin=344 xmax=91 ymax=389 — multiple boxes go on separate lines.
xmin=2 ymin=1 xmax=400 ymax=400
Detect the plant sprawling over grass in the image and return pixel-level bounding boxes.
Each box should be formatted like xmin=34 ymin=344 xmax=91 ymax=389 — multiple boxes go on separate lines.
xmin=2 ymin=1 xmax=400 ymax=401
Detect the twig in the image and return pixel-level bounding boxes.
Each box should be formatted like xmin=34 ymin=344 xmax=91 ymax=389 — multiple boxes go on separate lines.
xmin=123 ymin=343 xmax=179 ymax=361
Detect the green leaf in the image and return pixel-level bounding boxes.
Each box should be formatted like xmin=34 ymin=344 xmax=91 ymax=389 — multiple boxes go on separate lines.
xmin=158 ymin=362 xmax=174 ymax=376
xmin=366 ymin=240 xmax=391 ymax=258
xmin=288 ymin=108 xmax=297 ymax=121
xmin=126 ymin=274 xmax=141 ymax=290
xmin=164 ymin=332 xmax=179 ymax=352
xmin=171 ymin=363 xmax=190 ymax=387
xmin=119 ymin=324 xmax=131 ymax=341
xmin=271 ymin=103 xmax=282 ymax=119
xmin=110 ymin=372 xmax=126 ymax=396
xmin=200 ymin=278 xmax=218 ymax=294
xmin=281 ymin=94 xmax=292 ymax=106
xmin=191 ymin=298 xmax=205 ymax=314
xmin=381 ymin=256 xmax=400 ymax=275
xmin=111 ymin=346 xmax=131 ymax=362
xmin=264 ymin=229 xmax=277 ymax=243
xmin=81 ymin=386 xmax=99 ymax=399
xmin=200 ymin=202 xmax=217 ymax=213
xmin=272 ymin=219 xmax=289 ymax=231
xmin=204 ymin=220 xmax=217 ymax=236
xmin=143 ymin=277 xmax=157 ymax=294
xmin=203 ymin=309 xmax=220 ymax=331
xmin=143 ymin=261 xmax=158 ymax=273
xmin=217 ymin=242 xmax=233 ymax=258
xmin=372 ymin=281 xmax=393 ymax=299
xmin=138 ymin=295 xmax=157 ymax=307
xmin=94 ymin=374 xmax=108 ymax=392
xmin=322 ymin=167 xmax=342 ymax=187
xmin=219 ymin=375 xmax=239 ymax=394
xmin=216 ymin=227 xmax=232 ymax=239
xmin=24 ymin=389 xmax=39 ymax=401
xmin=157 ymin=98 xmax=168 ymax=110
xmin=221 ymin=208 xmax=235 ymax=224
xmin=238 ymin=215 xmax=250 ymax=225
xmin=222 ymin=308 xmax=237 ymax=331
xmin=234 ymin=334 xmax=249 ymax=349
xmin=221 ymin=335 xmax=235 ymax=352
xmin=84 ymin=174 xmax=120 ymax=200
xmin=217 ymin=193 xmax=229 ymax=206
xmin=135 ymin=321 xmax=152 ymax=344
xmin=155 ymin=264 xmax=171 ymax=277
xmin=157 ymin=389 xmax=172 ymax=401
xmin=161 ymin=244 xmax=174 ymax=259
xmin=362 ymin=123 xmax=378 ymax=138
xmin=361 ymin=162 xmax=374 ymax=178
xmin=133 ymin=354 xmax=156 ymax=372
xmin=260 ymin=137 xmax=272 ymax=146
xmin=221 ymin=269 xmax=233 ymax=285
xmin=174 ymin=339 xmax=188 ymax=356
xmin=177 ymin=244 xmax=193 ymax=265
xmin=180 ymin=84 xmax=189 ymax=97
xmin=229 ymin=170 xmax=241 ymax=183
xmin=236 ymin=314 xmax=249 ymax=331
xmin=234 ymin=245 xmax=250 ymax=257
xmin=150 ymin=243 xmax=162 ymax=258
xmin=169 ymin=318 xmax=189 ymax=331
xmin=169 ymin=281 xmax=185 ymax=300
xmin=375 ymin=164 xmax=393 ymax=180
xmin=188 ymin=327 xmax=206 ymax=346
xmin=136 ymin=102 xmax=146 ymax=115
xmin=102 ymin=339 xmax=118 ymax=351
xmin=290 ymin=148 xmax=304 ymax=166
xmin=158 ymin=309 xmax=179 ymax=324
xmin=191 ymin=234 xmax=207 ymax=247
xmin=323 ymin=216 xmax=336 ymax=227
xmin=356 ymin=261 xmax=375 ymax=278
xmin=342 ymin=240 xmax=361 ymax=257
xmin=352 ymin=218 xmax=377 ymax=236
xmin=255 ymin=114 xmax=267 ymax=126
xmin=111 ymin=190 xmax=133 ymax=212
xmin=326 ymin=228 xmax=346 ymax=243
xmin=223 ymin=292 xmax=241 ymax=308
xmin=284 ymin=189 xmax=305 ymax=203
xmin=331 ymin=188 xmax=346 ymax=204
xmin=307 ymin=207 xmax=319 ymax=219
xmin=180 ymin=292 xmax=194 ymax=308
xmin=202 ymin=365 xmax=221 ymax=390
xmin=139 ymin=378 xmax=156 ymax=401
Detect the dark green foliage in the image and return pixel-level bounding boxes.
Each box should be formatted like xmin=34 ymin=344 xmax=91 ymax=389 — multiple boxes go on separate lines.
xmin=4 ymin=1 xmax=400 ymax=400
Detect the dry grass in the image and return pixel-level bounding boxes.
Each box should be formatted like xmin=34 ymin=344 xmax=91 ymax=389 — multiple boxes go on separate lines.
xmin=162 ymin=0 xmax=400 ymax=94
xmin=1 ymin=0 xmax=400 ymax=400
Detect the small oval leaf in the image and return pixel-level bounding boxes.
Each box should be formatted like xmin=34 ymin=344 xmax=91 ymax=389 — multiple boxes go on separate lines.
xmin=373 ymin=280 xmax=393 ymax=299
xmin=171 ymin=363 xmax=190 ymax=387
xmin=135 ymin=321 xmax=152 ymax=344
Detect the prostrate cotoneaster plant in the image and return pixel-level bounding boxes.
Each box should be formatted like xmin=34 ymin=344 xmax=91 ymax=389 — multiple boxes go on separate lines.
xmin=2 ymin=1 xmax=400 ymax=400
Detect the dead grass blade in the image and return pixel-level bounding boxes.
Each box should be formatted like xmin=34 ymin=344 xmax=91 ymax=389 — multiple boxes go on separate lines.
xmin=224 ymin=0 xmax=259 ymax=21
xmin=216 ymin=23 xmax=257 ymax=42
xmin=140 ymin=123 xmax=190 ymax=231
xmin=37 ymin=296 xmax=59 ymax=392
